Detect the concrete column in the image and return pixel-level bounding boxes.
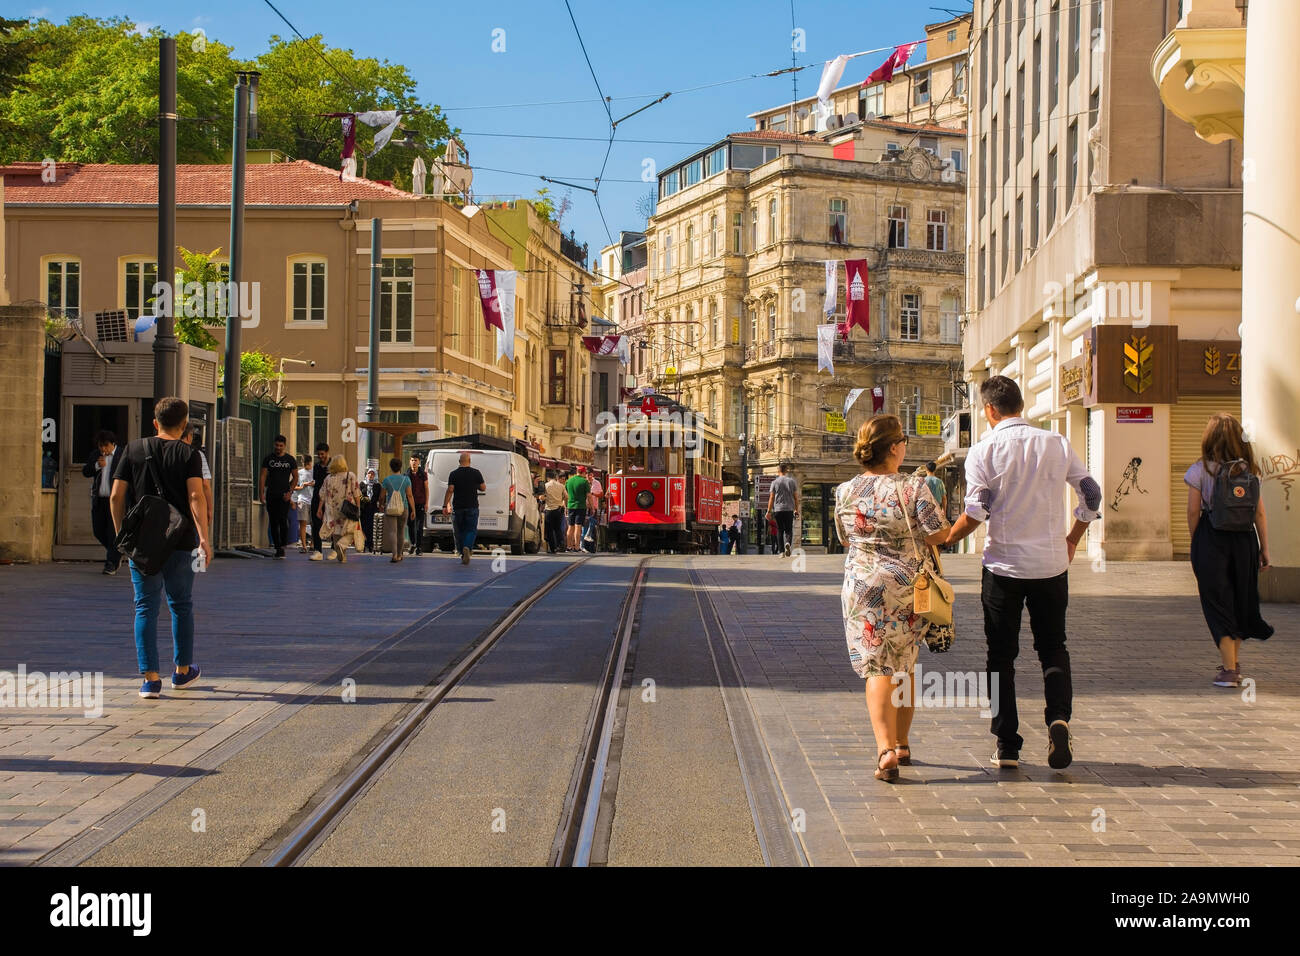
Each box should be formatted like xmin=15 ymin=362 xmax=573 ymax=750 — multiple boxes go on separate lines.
xmin=1243 ymin=0 xmax=1300 ymax=601
xmin=0 ymin=305 xmax=46 ymax=562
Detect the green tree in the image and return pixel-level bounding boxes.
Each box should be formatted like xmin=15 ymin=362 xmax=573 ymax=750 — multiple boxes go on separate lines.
xmin=217 ymin=351 xmax=282 ymax=401
xmin=531 ymin=188 xmax=557 ymax=223
xmin=173 ymin=245 xmax=227 ymax=352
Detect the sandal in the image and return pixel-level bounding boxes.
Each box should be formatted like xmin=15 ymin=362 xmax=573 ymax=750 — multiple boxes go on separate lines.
xmin=895 ymin=744 xmax=912 ymax=766
xmin=875 ymin=748 xmax=899 ymax=782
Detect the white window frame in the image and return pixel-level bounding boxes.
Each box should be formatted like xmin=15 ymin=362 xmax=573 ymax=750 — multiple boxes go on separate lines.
xmin=749 ymin=206 xmax=758 ymax=251
xmin=914 ymin=69 xmax=931 ymax=105
xmin=887 ymin=205 xmax=909 ymax=249
xmin=709 ymin=301 xmax=719 ymax=344
xmin=686 ymin=224 xmax=695 ymax=266
xmin=767 ymin=302 xmax=776 ymax=341
xmin=379 ymin=256 xmax=414 ymax=344
xmin=926 ymin=209 xmax=949 ymax=251
xmin=710 ymin=214 xmax=719 ymax=257
xmin=43 ymin=257 xmax=81 ymax=318
xmin=900 ymin=293 xmax=922 ymax=342
xmin=120 ymin=257 xmax=158 ymax=322
xmin=949 ymin=148 xmax=964 ymax=172
xmin=294 ymin=403 xmax=329 ymax=459
xmin=287 ymin=256 xmax=328 ymax=326
xmin=940 ymin=294 xmax=961 ymax=344
xmin=768 ymin=198 xmax=777 ymax=246
xmin=864 ymin=83 xmax=885 ymax=117
xmin=829 ymin=198 xmax=848 ymax=244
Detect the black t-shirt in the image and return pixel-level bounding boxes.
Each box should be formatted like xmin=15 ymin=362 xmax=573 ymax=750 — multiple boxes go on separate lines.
xmin=112 ymin=436 xmax=204 ymax=551
xmin=312 ymin=460 xmax=329 ymax=501
xmin=447 ymin=467 xmax=485 ymax=510
xmin=262 ymin=453 xmax=296 ymax=495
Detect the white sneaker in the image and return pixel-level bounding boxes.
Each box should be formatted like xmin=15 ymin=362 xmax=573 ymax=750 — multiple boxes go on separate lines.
xmin=309 ymin=552 xmax=323 ymax=561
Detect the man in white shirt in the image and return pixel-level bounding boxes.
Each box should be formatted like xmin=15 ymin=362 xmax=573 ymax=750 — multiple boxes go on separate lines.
xmin=82 ymin=430 xmax=122 ymax=574
xmin=945 ymin=376 xmax=1102 ymax=771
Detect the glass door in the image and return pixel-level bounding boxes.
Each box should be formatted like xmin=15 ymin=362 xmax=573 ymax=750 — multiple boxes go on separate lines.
xmin=60 ymin=399 xmax=136 ymax=545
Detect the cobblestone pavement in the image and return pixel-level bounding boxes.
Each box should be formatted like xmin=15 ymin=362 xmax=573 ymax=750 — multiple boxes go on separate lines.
xmin=698 ymin=553 xmax=1300 ymax=867
xmin=0 ymin=552 xmax=531 ymax=864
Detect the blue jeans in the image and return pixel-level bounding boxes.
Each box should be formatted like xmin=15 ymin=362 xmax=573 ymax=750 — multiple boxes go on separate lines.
xmin=129 ymin=549 xmax=196 ymax=675
xmin=452 ymin=507 xmax=479 ymax=553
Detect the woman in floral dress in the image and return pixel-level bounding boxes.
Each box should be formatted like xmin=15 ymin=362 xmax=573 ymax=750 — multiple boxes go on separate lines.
xmin=834 ymin=415 xmax=950 ymax=781
xmin=317 ymin=455 xmax=361 ymax=564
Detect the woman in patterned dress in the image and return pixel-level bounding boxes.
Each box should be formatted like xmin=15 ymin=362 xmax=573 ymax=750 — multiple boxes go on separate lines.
xmin=834 ymin=415 xmax=950 ymax=782
xmin=317 ymin=455 xmax=361 ymax=564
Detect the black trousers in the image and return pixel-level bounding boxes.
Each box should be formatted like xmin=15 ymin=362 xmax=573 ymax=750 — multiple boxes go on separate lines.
xmin=773 ymin=510 xmax=795 ymax=553
xmin=310 ymin=496 xmax=323 ymax=552
xmin=407 ymin=505 xmax=426 ymax=553
xmin=360 ymin=504 xmax=376 ymax=551
xmin=266 ymin=495 xmax=291 ymax=549
xmin=91 ymin=496 xmax=119 ymax=566
xmin=981 ymin=567 xmax=1072 ymax=752
xmin=544 ymin=508 xmax=565 ymax=552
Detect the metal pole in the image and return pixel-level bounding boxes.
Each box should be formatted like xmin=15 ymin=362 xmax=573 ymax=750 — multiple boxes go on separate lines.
xmin=153 ymin=36 xmax=178 ymax=401
xmin=364 ymin=218 xmax=383 ymax=465
xmin=221 ymin=73 xmax=248 ymax=418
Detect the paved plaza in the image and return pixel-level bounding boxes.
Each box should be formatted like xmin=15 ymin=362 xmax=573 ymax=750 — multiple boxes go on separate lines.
xmin=0 ymin=551 xmax=1296 ymax=866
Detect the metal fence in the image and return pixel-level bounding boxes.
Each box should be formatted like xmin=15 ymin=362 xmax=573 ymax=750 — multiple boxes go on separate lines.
xmin=238 ymin=398 xmax=284 ymax=487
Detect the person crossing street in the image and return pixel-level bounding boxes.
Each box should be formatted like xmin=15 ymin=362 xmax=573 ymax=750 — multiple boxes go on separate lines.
xmin=443 ymin=452 xmax=486 ymax=565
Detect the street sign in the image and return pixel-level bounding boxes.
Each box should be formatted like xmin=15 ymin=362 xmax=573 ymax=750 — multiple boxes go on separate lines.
xmin=916 ymin=413 xmax=941 ymax=435
xmin=754 ymin=474 xmax=776 ymax=502
xmin=825 ymin=411 xmax=847 ymax=434
xmin=1116 ymin=405 xmax=1154 ymax=423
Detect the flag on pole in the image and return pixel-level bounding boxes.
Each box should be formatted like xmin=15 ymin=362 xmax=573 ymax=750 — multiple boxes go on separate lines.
xmin=824 ymin=259 xmax=838 ymax=317
xmin=844 ymin=387 xmax=866 ymax=417
xmin=871 ymin=385 xmax=885 ymax=413
xmin=474 ymin=270 xmax=505 ymax=331
xmin=817 ymin=324 xmax=836 ymax=375
xmin=864 ymin=42 xmax=919 ymax=85
xmin=845 ymin=259 xmax=870 ymax=337
xmin=581 ymin=335 xmax=622 ymax=355
xmin=494 ymin=270 xmax=517 ymax=362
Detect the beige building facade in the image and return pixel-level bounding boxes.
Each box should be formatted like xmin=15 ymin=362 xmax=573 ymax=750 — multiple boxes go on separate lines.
xmin=645 ymin=126 xmax=966 ymax=549
xmin=964 ymin=0 xmax=1245 ymax=562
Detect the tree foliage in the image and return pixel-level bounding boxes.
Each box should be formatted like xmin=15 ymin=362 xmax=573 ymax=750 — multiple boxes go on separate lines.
xmin=173 ymin=245 xmax=226 ymax=352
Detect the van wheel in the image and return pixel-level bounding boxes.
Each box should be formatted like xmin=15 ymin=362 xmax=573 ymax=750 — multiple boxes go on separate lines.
xmin=510 ymin=527 xmax=525 ymax=556
xmin=524 ymin=522 xmax=540 ymax=554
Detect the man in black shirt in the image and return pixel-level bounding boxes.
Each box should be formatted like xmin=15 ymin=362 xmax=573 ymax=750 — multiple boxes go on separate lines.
xmin=82 ymin=429 xmax=121 ymax=574
xmin=309 ymin=442 xmax=330 ymax=561
xmin=406 ymin=453 xmax=428 ymax=556
xmin=110 ymin=396 xmax=209 ymax=700
xmin=442 ymin=452 xmax=486 ymax=565
xmin=259 ymin=434 xmax=298 ymax=559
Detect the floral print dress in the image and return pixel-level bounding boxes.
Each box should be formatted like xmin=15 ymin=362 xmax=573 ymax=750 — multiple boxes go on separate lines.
xmin=835 ymin=472 xmax=948 ymax=679
xmin=320 ymin=471 xmax=361 ymax=545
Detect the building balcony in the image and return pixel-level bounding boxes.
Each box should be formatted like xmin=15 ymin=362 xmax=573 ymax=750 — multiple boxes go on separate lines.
xmin=1150 ymin=1 xmax=1246 ymax=144
xmin=821 ymin=434 xmax=853 ymax=454
xmin=878 ymin=247 xmax=965 ymax=274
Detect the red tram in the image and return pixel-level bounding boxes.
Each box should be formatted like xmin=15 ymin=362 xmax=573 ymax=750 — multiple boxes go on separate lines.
xmin=600 ymin=404 xmax=723 ymax=553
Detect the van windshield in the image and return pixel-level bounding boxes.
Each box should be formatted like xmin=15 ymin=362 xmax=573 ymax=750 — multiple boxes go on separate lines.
xmin=428 ymin=452 xmax=510 ymax=485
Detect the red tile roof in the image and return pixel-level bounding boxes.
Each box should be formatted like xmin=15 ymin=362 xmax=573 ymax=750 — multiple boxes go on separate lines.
xmin=1 ymin=160 xmax=417 ymax=205
xmin=728 ymin=130 xmax=822 ymax=143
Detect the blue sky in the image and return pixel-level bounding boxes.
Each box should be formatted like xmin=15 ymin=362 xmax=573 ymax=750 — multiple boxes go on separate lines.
xmin=27 ymin=1 xmax=947 ymax=270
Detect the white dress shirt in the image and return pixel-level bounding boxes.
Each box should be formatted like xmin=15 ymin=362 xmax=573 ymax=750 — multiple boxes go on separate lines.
xmin=963 ymin=417 xmax=1102 ymax=579
xmin=98 ymin=450 xmax=115 ymax=497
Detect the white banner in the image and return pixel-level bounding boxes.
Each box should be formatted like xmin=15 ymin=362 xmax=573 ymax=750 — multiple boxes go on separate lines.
xmin=817 ymin=323 xmax=836 ymax=375
xmin=616 ymin=335 xmax=631 ymax=365
xmin=824 ymin=259 xmax=838 ymax=316
xmin=817 ymin=54 xmax=849 ymax=103
xmin=844 ymin=387 xmax=866 ymax=416
xmin=494 ymin=270 xmax=517 ymax=362
xmin=357 ymin=110 xmax=402 ymax=158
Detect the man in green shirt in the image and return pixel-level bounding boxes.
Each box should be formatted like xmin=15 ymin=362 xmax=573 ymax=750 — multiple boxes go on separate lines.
xmin=565 ymin=466 xmax=591 ymax=552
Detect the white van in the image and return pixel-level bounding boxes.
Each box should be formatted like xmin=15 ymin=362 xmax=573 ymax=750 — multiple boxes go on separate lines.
xmin=423 ymin=449 xmax=542 ymax=555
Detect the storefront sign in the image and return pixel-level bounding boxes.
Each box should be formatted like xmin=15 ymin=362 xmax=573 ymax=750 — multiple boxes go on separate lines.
xmin=1116 ymin=406 xmax=1154 ymax=424
xmin=1084 ymin=325 xmax=1177 ymax=406
xmin=1059 ymin=355 xmax=1086 ymax=405
xmin=1178 ymin=340 xmax=1242 ymax=394
xmin=915 ymin=414 xmax=941 ymax=436
xmin=560 ymin=445 xmax=594 ymax=465
xmin=825 ymin=411 xmax=847 ymax=434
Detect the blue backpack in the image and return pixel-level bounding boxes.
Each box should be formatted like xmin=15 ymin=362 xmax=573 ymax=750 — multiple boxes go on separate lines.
xmin=1207 ymin=458 xmax=1259 ymax=533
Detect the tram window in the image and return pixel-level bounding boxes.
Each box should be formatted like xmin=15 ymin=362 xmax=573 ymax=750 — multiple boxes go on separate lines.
xmin=647 ymin=446 xmax=667 ymax=472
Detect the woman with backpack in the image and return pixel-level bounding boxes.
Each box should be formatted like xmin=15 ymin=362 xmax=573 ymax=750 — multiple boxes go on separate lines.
xmin=1183 ymin=413 xmax=1274 ymax=687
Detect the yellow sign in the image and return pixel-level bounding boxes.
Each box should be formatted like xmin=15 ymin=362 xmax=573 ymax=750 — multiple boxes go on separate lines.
xmin=1123 ymin=334 xmax=1154 ymax=394
xmin=731 ymin=317 xmax=740 ymax=343
xmin=916 ymin=414 xmax=941 ymax=436
xmin=825 ymin=412 xmax=847 ymax=434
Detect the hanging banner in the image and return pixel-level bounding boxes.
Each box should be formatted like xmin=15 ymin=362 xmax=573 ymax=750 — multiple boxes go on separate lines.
xmin=357 ymin=110 xmax=402 ymax=158
xmin=823 ymin=259 xmax=838 ymax=317
xmin=845 ymin=258 xmax=870 ymax=336
xmin=475 ymin=270 xmax=505 ymax=331
xmin=494 ymin=270 xmax=517 ymax=362
xmin=871 ymin=385 xmax=885 ymax=413
xmin=815 ymin=54 xmax=850 ymax=131
xmin=843 ymin=387 xmax=866 ymax=416
xmin=826 ymin=411 xmax=847 ymax=433
xmin=616 ymin=335 xmax=631 ymax=365
xmin=816 ymin=323 xmax=836 ymax=375
xmin=581 ymin=335 xmax=623 ymax=355
xmin=864 ymin=41 xmax=919 ymax=86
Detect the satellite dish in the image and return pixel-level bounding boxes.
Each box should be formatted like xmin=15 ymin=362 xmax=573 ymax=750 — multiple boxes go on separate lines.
xmin=864 ymin=112 xmax=877 ymax=121
xmin=796 ymin=107 xmax=810 ymax=120
xmin=825 ymin=115 xmax=841 ymax=130
xmin=845 ymin=111 xmax=859 ymax=124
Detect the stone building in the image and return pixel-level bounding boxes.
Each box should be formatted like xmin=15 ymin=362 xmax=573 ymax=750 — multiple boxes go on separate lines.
xmin=644 ymin=124 xmax=966 ymax=549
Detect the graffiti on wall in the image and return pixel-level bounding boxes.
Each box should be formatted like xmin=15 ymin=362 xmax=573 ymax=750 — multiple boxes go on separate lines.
xmin=1109 ymin=456 xmax=1149 ymax=512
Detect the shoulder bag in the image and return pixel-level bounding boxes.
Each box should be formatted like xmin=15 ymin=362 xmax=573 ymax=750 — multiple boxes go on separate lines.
xmin=340 ymin=474 xmax=360 ymax=521
xmin=114 ymin=442 xmax=189 ymax=575
xmin=385 ymin=478 xmax=406 ymax=516
xmin=897 ymin=476 xmax=956 ymax=650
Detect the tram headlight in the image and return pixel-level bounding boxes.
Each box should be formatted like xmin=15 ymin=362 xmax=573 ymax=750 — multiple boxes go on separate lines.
xmin=636 ymin=490 xmax=654 ymax=509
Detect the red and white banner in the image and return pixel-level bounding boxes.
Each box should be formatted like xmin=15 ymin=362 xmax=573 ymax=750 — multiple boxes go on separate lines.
xmin=871 ymin=385 xmax=885 ymax=413
xmin=581 ymin=335 xmax=632 ymax=366
xmin=845 ymin=258 xmax=870 ymax=336
xmin=864 ymin=42 xmax=919 ymax=86
xmin=475 ymin=270 xmax=505 ymax=331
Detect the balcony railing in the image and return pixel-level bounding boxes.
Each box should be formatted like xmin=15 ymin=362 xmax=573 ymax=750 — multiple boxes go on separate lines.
xmin=878 ymin=247 xmax=965 ymax=274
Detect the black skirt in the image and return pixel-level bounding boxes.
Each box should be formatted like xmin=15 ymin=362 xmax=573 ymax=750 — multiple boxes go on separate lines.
xmin=1190 ymin=517 xmax=1274 ymax=645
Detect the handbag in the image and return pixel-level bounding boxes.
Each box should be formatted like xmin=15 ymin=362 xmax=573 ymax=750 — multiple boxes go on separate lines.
xmin=898 ymin=476 xmax=956 ymax=644
xmin=339 ymin=474 xmax=360 ymax=521
xmin=114 ymin=443 xmax=189 ymax=575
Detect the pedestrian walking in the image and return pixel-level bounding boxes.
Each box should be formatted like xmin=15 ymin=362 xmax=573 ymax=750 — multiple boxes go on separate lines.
xmin=378 ymin=458 xmax=415 ymax=562
xmin=359 ymin=468 xmax=380 ymax=554
xmin=834 ymin=414 xmax=951 ymax=782
xmin=924 ymin=461 xmax=947 ymax=510
xmin=718 ymin=521 xmax=730 ymax=554
xmin=180 ymin=425 xmax=213 ymax=544
xmin=544 ymin=471 xmax=567 ymax=553
xmin=108 ymin=397 xmax=209 ymax=699
xmin=565 ymin=466 xmax=591 ymax=553
xmin=766 ymin=513 xmax=779 ymax=554
xmin=582 ymin=472 xmax=604 ymax=550
xmin=443 ymin=452 xmax=486 ymax=565
xmin=82 ymin=429 xmax=122 ymax=574
xmin=317 ymin=455 xmax=361 ymax=564
xmin=406 ymin=453 xmax=428 ymax=556
xmin=767 ymin=463 xmax=799 ymax=557
xmin=945 ymin=376 xmax=1102 ymax=771
xmin=1183 ymin=412 xmax=1273 ymax=687
xmin=308 ymin=443 xmax=330 ymax=561
xmin=259 ymin=434 xmax=298 ymax=559
xmin=729 ymin=514 xmax=745 ymax=554
xmin=294 ymin=455 xmax=314 ymax=552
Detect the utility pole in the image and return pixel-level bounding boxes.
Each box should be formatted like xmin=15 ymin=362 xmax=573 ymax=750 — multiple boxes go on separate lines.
xmin=153 ymin=36 xmax=177 ymax=401
xmin=221 ymin=70 xmax=259 ymax=417
xmin=364 ymin=218 xmax=383 ymax=466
